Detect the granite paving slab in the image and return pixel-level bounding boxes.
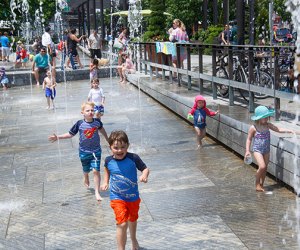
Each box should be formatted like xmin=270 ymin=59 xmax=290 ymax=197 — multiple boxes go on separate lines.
xmin=0 ymin=78 xmax=299 ymax=249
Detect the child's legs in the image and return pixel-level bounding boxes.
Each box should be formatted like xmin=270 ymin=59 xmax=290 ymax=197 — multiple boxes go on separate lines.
xmin=261 ymin=153 xmax=270 ymax=186
xmin=83 ymin=172 xmax=90 ymax=188
xmin=116 ymin=222 xmax=128 ymax=250
xmin=128 ymin=221 xmax=139 ymax=249
xmin=253 ymin=152 xmax=267 ymax=190
xmin=46 ymin=96 xmax=50 ymax=107
xmin=118 ymin=67 xmax=123 ymax=80
xmin=92 ymin=169 xmax=100 ymax=191
xmin=199 ymin=128 xmax=206 ymax=140
xmin=194 ymin=127 xmax=206 ymax=145
xmin=111 ymin=199 xmax=140 ymax=249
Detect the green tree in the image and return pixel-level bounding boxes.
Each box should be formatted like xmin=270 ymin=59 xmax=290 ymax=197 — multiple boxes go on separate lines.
xmin=143 ymin=0 xmax=167 ymax=41
xmin=165 ymin=0 xmax=202 ymax=36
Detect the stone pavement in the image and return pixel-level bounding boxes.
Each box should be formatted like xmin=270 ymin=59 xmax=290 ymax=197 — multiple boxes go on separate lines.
xmin=0 ymin=77 xmax=300 ymax=249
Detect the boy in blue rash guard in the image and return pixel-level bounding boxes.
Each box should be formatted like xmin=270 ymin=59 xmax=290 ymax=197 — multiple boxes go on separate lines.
xmin=48 ymin=102 xmax=109 ymax=201
xmin=188 ymin=95 xmax=219 ymax=149
xmin=101 ymin=130 xmax=149 ymax=250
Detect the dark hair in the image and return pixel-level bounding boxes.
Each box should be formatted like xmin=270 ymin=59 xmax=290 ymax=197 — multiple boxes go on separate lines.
xmin=108 ymin=130 xmax=129 ymax=146
xmin=45 ymin=26 xmax=51 ymax=32
xmin=70 ymin=28 xmax=76 ymax=34
xmin=40 ymin=46 xmax=47 ymax=51
xmin=93 ymin=58 xmax=99 ymax=65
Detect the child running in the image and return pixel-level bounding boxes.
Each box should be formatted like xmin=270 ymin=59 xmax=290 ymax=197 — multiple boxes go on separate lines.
xmin=89 ymin=58 xmax=99 ymax=82
xmin=87 ymin=78 xmax=105 ymax=119
xmin=48 ymin=101 xmax=109 ymax=201
xmin=188 ymin=95 xmax=219 ymax=149
xmin=101 ymin=130 xmax=150 ymax=250
xmin=42 ymin=70 xmax=56 ymax=110
xmin=245 ymin=105 xmax=297 ymax=192
xmin=0 ymin=67 xmax=9 ymax=90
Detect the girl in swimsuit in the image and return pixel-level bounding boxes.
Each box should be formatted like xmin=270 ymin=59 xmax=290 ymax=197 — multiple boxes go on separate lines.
xmin=245 ymin=106 xmax=296 ymax=192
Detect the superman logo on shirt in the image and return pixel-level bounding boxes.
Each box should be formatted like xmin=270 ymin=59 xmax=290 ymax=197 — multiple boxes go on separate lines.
xmin=84 ymin=127 xmax=97 ymax=139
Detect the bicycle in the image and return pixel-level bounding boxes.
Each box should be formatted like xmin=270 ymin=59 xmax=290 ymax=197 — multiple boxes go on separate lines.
xmin=216 ymin=52 xmax=274 ymax=100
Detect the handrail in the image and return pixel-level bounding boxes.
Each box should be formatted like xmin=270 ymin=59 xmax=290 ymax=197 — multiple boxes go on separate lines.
xmin=131 ymin=42 xmax=298 ymax=120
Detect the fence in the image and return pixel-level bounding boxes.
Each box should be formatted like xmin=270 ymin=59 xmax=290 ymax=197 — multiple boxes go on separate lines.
xmin=132 ymin=42 xmax=298 ymax=120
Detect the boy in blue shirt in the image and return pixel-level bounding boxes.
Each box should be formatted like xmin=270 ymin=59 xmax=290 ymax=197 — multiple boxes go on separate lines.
xmin=48 ymin=102 xmax=109 ymax=201
xmin=101 ymin=130 xmax=149 ymax=250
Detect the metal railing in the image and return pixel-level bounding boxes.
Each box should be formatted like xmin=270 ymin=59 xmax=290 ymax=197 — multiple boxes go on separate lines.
xmin=132 ymin=42 xmax=298 ymax=120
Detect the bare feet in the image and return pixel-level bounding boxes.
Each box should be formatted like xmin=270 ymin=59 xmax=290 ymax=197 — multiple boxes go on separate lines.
xmin=95 ymin=192 xmax=103 ymax=201
xmin=36 ymin=82 xmax=40 ymax=86
xmin=256 ymin=184 xmax=265 ymax=192
xmin=131 ymin=240 xmax=139 ymax=250
xmin=84 ymin=178 xmax=90 ymax=189
xmin=119 ymin=79 xmax=124 ymax=83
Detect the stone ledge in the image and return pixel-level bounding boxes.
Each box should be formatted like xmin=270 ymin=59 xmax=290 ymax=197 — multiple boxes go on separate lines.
xmin=6 ymin=67 xmax=117 ymax=86
xmin=127 ymin=73 xmax=300 ymax=191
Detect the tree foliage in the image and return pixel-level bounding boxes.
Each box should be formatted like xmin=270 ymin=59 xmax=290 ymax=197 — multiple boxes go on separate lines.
xmin=143 ymin=0 xmax=168 ymax=41
xmin=1 ymin=0 xmax=56 ymax=30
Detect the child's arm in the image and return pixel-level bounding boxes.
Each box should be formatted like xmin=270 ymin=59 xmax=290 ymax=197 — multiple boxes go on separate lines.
xmin=204 ymin=107 xmax=219 ymax=116
xmin=268 ymin=123 xmax=294 ymax=134
xmin=245 ymin=126 xmax=255 ymax=158
xmin=139 ymin=168 xmax=150 ymax=183
xmin=100 ymin=167 xmax=110 ymax=190
xmin=42 ymin=79 xmax=46 ymax=90
xmin=101 ymin=96 xmax=105 ymax=106
xmin=51 ymin=80 xmax=57 ymax=88
xmin=48 ymin=132 xmax=73 ymax=142
xmin=99 ymin=127 xmax=109 ymax=143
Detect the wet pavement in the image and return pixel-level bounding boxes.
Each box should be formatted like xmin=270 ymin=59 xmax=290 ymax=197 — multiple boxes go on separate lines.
xmin=0 ymin=76 xmax=300 ymax=250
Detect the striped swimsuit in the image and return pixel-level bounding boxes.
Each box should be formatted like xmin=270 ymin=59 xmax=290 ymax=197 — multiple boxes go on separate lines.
xmin=252 ymin=126 xmax=270 ymax=154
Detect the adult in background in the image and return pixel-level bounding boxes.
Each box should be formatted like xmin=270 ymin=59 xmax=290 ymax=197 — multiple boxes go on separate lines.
xmin=32 ymin=47 xmax=50 ymax=86
xmin=0 ymin=32 xmax=11 ymax=62
xmin=169 ymin=19 xmax=189 ymax=73
xmin=67 ymin=28 xmax=86 ymax=70
xmin=42 ymin=27 xmax=56 ymax=77
xmin=221 ymin=24 xmax=230 ymax=45
xmin=88 ymin=29 xmax=102 ymax=63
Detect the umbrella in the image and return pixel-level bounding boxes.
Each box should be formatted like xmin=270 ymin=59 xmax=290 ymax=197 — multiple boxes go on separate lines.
xmin=110 ymin=9 xmax=172 ymax=17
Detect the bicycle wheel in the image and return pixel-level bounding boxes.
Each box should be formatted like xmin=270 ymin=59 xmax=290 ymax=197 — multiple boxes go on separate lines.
xmin=234 ymin=68 xmax=250 ymax=102
xmin=253 ymin=70 xmax=274 ymax=99
xmin=216 ymin=67 xmax=229 ymax=97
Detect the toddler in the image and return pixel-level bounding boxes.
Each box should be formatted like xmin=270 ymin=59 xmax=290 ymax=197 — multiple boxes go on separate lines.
xmin=87 ymin=78 xmax=105 ymax=119
xmin=188 ymin=95 xmax=219 ymax=149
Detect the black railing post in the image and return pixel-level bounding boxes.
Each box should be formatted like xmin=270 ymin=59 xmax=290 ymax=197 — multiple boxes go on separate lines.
xmin=176 ymin=44 xmax=181 ymax=86
xmin=149 ymin=44 xmax=153 ymax=80
xmin=198 ymin=46 xmax=204 ymax=94
xmin=187 ymin=45 xmax=191 ymax=90
xmin=228 ymin=46 xmax=234 ymax=105
xmin=143 ymin=44 xmax=147 ymax=75
xmin=248 ymin=46 xmax=254 ymax=113
xmin=212 ymin=45 xmax=217 ymax=99
xmin=274 ymin=47 xmax=280 ymax=120
xmin=154 ymin=44 xmax=158 ymax=77
xmin=139 ymin=43 xmax=142 ymax=72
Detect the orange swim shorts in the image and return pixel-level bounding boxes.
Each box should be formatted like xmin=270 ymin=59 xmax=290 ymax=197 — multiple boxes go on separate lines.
xmin=110 ymin=198 xmax=141 ymax=225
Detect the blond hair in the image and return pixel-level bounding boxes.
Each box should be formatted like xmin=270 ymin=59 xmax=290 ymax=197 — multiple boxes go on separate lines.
xmin=81 ymin=101 xmax=95 ymax=111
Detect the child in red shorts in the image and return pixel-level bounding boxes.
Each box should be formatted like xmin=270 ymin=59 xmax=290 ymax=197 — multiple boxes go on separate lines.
xmin=101 ymin=130 xmax=150 ymax=250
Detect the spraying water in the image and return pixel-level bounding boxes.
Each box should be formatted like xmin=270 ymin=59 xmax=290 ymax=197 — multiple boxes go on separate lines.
xmin=282 ymin=2 xmax=300 ymax=246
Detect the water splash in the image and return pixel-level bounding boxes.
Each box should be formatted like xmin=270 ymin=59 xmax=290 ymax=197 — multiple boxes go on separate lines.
xmin=285 ymin=1 xmax=300 ymax=92
xmin=128 ymin=0 xmax=143 ymax=39
xmin=0 ymin=201 xmax=25 ymax=212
